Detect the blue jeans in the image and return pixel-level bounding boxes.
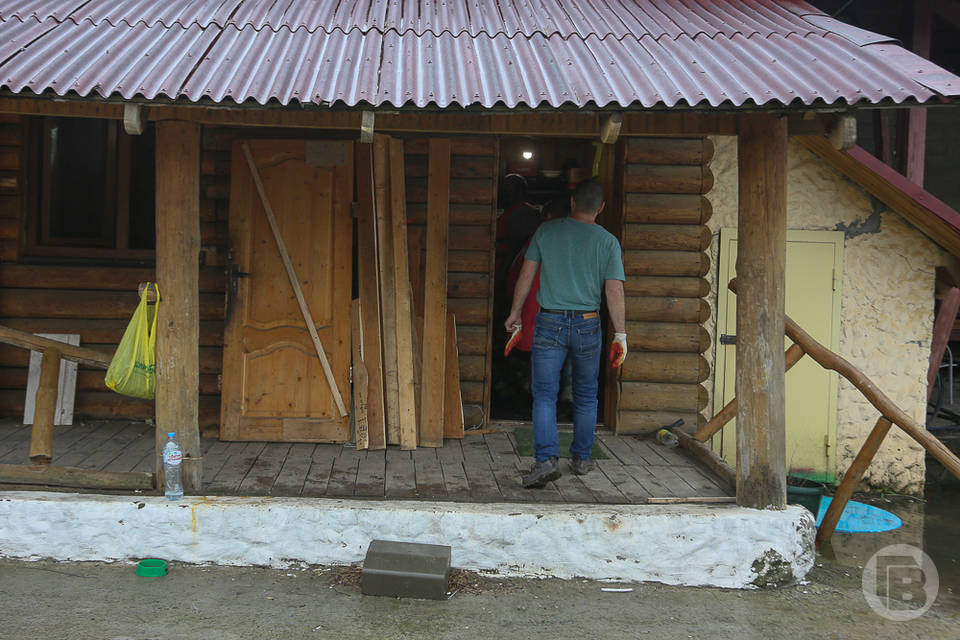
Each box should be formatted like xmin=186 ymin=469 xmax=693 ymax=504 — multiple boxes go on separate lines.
xmin=531 ymin=311 xmax=602 ymax=462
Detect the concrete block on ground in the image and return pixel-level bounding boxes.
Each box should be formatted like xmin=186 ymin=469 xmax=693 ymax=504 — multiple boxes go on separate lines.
xmin=361 ymin=539 xmax=451 ymax=600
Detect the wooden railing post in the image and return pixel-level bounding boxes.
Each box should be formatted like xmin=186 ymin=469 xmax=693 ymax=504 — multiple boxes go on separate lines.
xmin=735 ymin=113 xmax=788 ymax=509
xmin=29 ymin=347 xmax=61 ymax=463
xmin=816 ymin=417 xmax=892 ymax=546
xmin=155 ymin=120 xmax=202 ymax=493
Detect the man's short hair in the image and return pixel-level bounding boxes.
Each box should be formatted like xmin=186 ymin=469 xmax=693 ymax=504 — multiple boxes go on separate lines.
xmin=572 ymin=180 xmax=604 ymax=214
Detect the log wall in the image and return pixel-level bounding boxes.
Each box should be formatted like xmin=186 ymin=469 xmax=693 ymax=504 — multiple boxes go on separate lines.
xmin=0 ymin=117 xmax=226 ymax=427
xmin=617 ymin=137 xmax=714 ymax=435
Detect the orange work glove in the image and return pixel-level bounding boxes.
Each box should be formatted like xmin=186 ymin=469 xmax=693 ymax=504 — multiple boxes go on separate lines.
xmin=504 ymin=325 xmax=522 ymax=357
xmin=610 ymin=333 xmax=627 ymax=369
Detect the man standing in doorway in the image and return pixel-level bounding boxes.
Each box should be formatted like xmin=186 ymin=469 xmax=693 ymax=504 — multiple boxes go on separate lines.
xmin=505 ymin=180 xmax=627 ymax=488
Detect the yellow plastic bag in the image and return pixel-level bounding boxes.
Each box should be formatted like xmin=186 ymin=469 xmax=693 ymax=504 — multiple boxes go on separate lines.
xmin=105 ymin=284 xmax=159 ymax=399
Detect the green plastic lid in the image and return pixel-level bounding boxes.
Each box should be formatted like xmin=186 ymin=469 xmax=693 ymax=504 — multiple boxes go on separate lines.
xmin=136 ymin=558 xmax=168 ymax=577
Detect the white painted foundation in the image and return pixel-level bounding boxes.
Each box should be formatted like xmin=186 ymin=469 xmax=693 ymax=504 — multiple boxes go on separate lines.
xmin=0 ymin=492 xmax=815 ymax=588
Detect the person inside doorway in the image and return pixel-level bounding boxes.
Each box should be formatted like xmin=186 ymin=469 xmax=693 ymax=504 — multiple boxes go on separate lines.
xmin=504 ymin=180 xmax=627 ymax=488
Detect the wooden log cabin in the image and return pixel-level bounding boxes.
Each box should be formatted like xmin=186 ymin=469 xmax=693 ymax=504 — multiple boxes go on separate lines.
xmin=0 ymin=1 xmax=959 ymax=509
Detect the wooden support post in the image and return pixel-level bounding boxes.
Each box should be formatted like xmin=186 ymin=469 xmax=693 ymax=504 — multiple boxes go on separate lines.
xmin=693 ymin=343 xmax=805 ymax=442
xmin=28 ymin=347 xmax=61 ymax=463
xmin=927 ymin=287 xmax=960 ymax=401
xmin=736 ymin=113 xmax=788 ymax=509
xmin=155 ymin=120 xmax=202 ymax=493
xmin=898 ymin=0 xmax=931 ymax=185
xmin=816 ymin=417 xmax=893 ymax=546
xmin=420 ymin=138 xmax=451 ymax=447
xmin=351 ymin=299 xmax=369 ymax=449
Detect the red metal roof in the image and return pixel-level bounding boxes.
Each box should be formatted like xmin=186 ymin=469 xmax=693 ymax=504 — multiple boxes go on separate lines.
xmin=0 ymin=0 xmax=956 ymax=109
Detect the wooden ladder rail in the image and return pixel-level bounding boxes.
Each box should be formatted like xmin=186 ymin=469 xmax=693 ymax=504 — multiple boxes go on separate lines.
xmin=714 ymin=280 xmax=960 ymax=546
xmin=0 ymin=324 xmax=153 ymax=490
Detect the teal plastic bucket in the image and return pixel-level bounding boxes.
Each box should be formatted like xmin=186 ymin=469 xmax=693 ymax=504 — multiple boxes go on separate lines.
xmin=787 ymin=485 xmax=825 ymax=517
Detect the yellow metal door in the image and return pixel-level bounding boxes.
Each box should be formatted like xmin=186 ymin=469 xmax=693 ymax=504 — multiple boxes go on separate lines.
xmin=713 ymin=229 xmax=843 ymax=482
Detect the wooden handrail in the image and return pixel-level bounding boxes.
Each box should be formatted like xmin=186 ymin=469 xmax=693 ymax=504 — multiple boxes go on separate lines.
xmin=693 ymin=342 xmax=806 ymax=442
xmin=0 ymin=325 xmax=112 ymax=369
xmin=727 ymin=278 xmax=960 ymax=481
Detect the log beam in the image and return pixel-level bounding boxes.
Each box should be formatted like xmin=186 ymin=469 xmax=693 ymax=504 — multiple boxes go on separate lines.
xmin=735 ymin=113 xmax=788 ymax=509
xmin=0 ymin=464 xmax=154 ymax=491
xmin=155 ymin=121 xmax=202 ymax=493
xmin=28 ymin=347 xmax=60 ymax=463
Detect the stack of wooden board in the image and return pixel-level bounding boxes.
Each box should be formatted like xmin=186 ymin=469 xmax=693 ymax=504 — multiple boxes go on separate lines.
xmin=353 ymin=136 xmax=465 ymax=450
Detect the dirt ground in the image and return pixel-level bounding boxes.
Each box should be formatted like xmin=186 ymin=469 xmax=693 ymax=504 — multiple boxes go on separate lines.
xmin=0 ymin=554 xmax=956 ymax=640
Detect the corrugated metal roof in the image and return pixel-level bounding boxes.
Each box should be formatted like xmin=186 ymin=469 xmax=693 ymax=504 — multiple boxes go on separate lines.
xmin=0 ymin=0 xmax=956 ymax=109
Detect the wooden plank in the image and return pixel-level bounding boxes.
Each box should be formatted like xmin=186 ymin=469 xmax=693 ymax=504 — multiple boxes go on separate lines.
xmin=79 ymin=422 xmax=152 ymax=471
xmin=412 ymin=448 xmax=446 ymax=498
xmin=272 ymin=443 xmax=316 ymax=496
xmin=351 ymin=299 xmax=369 ymax=450
xmin=388 ymin=137 xmax=418 ymax=451
xmin=736 ymin=113 xmax=787 ymax=509
xmin=463 ymin=460 xmax=501 ymax=500
xmin=384 ymin=448 xmax=417 ymax=497
xmin=420 ymin=138 xmax=451 ymax=447
xmin=51 ymin=422 xmax=129 ymax=468
xmin=595 ymin=459 xmax=652 ymax=503
xmin=301 ymin=445 xmax=338 ymax=496
xmin=0 ymin=325 xmax=111 ymax=368
xmin=0 ymin=318 xmax=223 ymax=347
xmin=199 ymin=439 xmax=233 ymax=486
xmin=355 ymin=142 xmax=386 ymax=449
xmin=670 ymin=464 xmax=729 ymax=497
xmin=596 ymin=435 xmax=648 ymax=466
xmin=443 ymin=313 xmax=465 ymax=439
xmin=326 ymin=447 xmax=363 ymax=496
xmin=625 ymin=465 xmax=691 ymax=498
xmin=619 ymin=437 xmax=666 ymax=466
xmin=485 ymin=432 xmax=520 ymax=468
xmin=490 ymin=464 xmax=527 ymax=501
xmin=439 ymin=459 xmax=471 ymax=499
xmin=355 ymin=450 xmax=386 ymax=497
xmin=373 ymin=135 xmax=400 ymax=445
xmin=553 ymin=473 xmax=597 ymax=503
xmin=238 ymin=443 xmax=291 ymax=495
xmin=0 ymin=289 xmax=223 ymax=320
xmin=156 ymin=120 xmax=202 ymax=493
xmin=435 ymin=438 xmax=464 ymax=462
xmin=574 ymin=465 xmax=629 ymax=504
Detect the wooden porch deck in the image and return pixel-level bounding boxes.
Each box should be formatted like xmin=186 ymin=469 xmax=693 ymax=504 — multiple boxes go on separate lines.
xmin=0 ymin=419 xmax=733 ymax=504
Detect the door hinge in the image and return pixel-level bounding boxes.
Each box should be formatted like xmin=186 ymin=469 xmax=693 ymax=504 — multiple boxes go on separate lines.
xmin=217 ymin=374 xmax=223 ymax=392
xmin=832 ymin=267 xmax=838 ymax=291
xmin=824 ymin=433 xmax=831 ymax=450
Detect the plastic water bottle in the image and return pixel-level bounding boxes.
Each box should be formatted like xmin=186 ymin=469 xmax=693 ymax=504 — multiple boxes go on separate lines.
xmin=655 ymin=428 xmax=680 ymax=448
xmin=162 ymin=432 xmax=183 ymax=500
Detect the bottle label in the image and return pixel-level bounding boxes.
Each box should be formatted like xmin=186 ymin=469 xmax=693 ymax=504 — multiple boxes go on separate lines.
xmin=163 ymin=451 xmax=183 ymax=466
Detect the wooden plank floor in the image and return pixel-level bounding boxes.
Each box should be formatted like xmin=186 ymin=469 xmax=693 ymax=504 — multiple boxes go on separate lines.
xmin=0 ymin=419 xmax=734 ymax=504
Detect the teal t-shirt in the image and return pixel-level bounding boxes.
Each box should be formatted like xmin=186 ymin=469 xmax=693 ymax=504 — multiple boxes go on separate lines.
xmin=524 ymin=218 xmax=625 ymax=311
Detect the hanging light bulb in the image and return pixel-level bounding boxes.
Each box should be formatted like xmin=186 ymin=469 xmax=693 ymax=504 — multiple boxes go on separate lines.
xmin=521 ymin=150 xmax=534 ymax=160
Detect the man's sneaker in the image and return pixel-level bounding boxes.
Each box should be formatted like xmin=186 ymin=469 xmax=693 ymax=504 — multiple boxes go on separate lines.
xmin=522 ymin=457 xmax=561 ymax=488
xmin=570 ymin=457 xmax=594 ymax=475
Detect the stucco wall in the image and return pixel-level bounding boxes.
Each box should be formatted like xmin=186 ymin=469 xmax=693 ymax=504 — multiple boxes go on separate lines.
xmin=704 ymin=136 xmax=950 ymax=494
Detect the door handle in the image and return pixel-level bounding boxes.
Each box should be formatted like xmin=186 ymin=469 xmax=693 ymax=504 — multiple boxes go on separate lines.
xmin=225 ymin=264 xmax=251 ymax=324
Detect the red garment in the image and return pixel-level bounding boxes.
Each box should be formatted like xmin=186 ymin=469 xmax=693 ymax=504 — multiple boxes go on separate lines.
xmin=505 ymin=242 xmax=540 ymax=353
